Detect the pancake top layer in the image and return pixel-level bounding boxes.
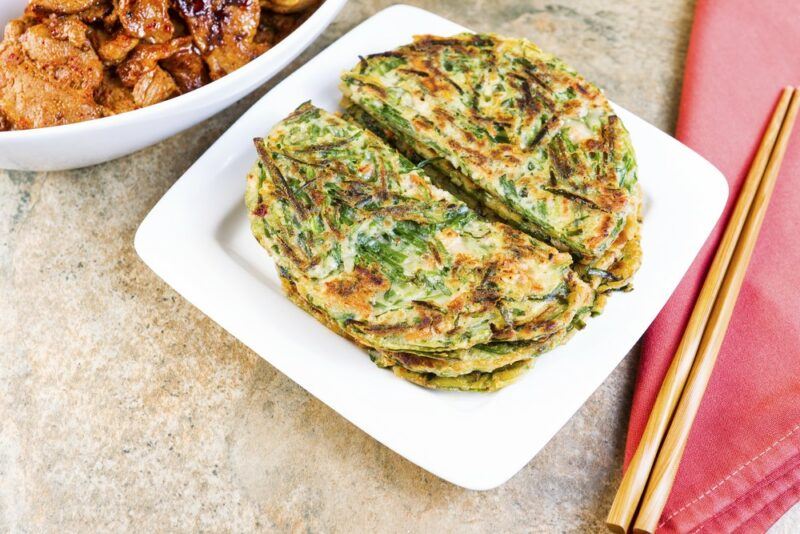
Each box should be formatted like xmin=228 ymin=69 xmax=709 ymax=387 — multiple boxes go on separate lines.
xmin=247 ymin=103 xmax=591 ymax=352
xmin=341 ymin=33 xmax=640 ymax=259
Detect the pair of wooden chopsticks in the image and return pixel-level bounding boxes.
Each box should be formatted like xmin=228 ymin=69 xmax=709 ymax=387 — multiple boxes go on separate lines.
xmin=607 ymin=86 xmax=800 ymax=534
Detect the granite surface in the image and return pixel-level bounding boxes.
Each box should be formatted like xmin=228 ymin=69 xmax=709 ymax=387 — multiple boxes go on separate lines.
xmin=2 ymin=0 xmax=798 ymax=532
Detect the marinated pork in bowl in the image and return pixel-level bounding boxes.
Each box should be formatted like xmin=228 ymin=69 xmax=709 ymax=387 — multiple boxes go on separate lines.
xmin=0 ymin=0 xmax=347 ymax=170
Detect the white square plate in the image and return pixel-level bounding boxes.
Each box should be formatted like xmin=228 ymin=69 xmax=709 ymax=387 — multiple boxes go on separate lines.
xmin=135 ymin=5 xmax=727 ymax=490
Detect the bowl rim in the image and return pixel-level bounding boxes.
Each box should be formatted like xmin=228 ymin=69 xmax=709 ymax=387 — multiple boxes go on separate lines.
xmin=0 ymin=0 xmax=347 ymax=141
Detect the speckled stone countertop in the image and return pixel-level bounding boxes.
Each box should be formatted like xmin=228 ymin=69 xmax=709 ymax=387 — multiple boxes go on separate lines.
xmin=2 ymin=1 xmax=799 ymax=532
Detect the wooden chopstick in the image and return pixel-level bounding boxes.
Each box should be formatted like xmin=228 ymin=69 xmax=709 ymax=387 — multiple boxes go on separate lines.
xmin=606 ymin=86 xmax=799 ymax=534
xmin=632 ymin=86 xmax=800 ymax=533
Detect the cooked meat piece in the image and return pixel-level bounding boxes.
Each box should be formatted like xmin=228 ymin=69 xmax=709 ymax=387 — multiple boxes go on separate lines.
xmin=255 ymin=10 xmax=305 ymax=44
xmin=25 ymin=0 xmax=111 ymax=23
xmin=0 ymin=16 xmax=104 ymax=130
xmin=0 ymin=110 xmax=11 ymax=131
xmin=161 ymin=45 xmax=209 ymax=93
xmin=116 ymin=37 xmax=197 ymax=106
xmin=95 ymin=71 xmax=137 ymax=113
xmin=3 ymin=18 xmax=35 ymax=41
xmin=260 ymin=0 xmax=316 ymax=14
xmin=0 ymin=38 xmax=103 ymax=129
xmin=117 ymin=0 xmax=174 ymax=43
xmin=94 ymin=30 xmax=139 ymax=65
xmin=174 ymin=0 xmax=267 ymax=79
xmin=17 ymin=16 xmax=104 ymax=91
xmin=131 ymin=65 xmax=178 ymax=106
xmin=170 ymin=13 xmax=189 ymax=38
xmin=28 ymin=0 xmax=100 ymax=14
xmin=74 ymin=1 xmax=114 ymax=23
xmin=116 ymin=36 xmax=192 ymax=86
xmin=99 ymin=1 xmax=119 ymax=27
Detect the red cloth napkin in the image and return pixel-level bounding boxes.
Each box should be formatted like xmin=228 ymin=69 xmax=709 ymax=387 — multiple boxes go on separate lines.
xmin=623 ymin=1 xmax=800 ymax=531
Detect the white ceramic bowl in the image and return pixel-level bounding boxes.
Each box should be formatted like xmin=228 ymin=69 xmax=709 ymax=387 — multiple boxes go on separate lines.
xmin=0 ymin=0 xmax=347 ymax=171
